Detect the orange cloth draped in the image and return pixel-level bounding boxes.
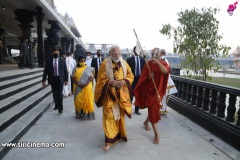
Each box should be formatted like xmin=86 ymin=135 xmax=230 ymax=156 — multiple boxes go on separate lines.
xmin=134 ymin=59 xmax=169 ymax=123
xmin=94 ymin=58 xmax=134 ymax=144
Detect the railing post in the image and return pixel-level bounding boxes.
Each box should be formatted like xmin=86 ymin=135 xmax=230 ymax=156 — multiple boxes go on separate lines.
xmin=191 ymin=85 xmax=197 ymax=105
xmin=203 ymin=88 xmax=210 ymax=111
xmin=217 ymin=92 xmax=226 ymax=118
xmin=182 ymin=82 xmax=187 ymax=100
xmin=236 ymin=106 xmax=240 ymax=126
xmin=209 ymin=90 xmax=218 ymax=114
xmin=226 ymin=94 xmax=237 ymax=122
xmin=186 ymin=83 xmax=192 ymax=102
xmin=196 ymin=86 xmax=203 ymax=108
xmin=174 ymin=80 xmax=179 ymax=97
xmin=178 ymin=81 xmax=183 ymax=98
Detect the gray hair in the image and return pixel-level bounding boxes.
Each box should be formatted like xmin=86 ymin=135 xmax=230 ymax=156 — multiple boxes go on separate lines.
xmin=160 ymin=49 xmax=166 ymax=54
xmin=109 ymin=44 xmax=120 ymax=52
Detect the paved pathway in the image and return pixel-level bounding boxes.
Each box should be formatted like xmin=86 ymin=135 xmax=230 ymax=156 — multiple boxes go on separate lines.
xmin=2 ymin=95 xmax=240 ymax=160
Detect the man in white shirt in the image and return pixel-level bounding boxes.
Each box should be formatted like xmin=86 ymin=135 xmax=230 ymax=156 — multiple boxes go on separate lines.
xmin=159 ymin=49 xmax=178 ymax=114
xmin=86 ymin=52 xmax=92 ymax=67
xmin=63 ymin=52 xmax=76 ymax=97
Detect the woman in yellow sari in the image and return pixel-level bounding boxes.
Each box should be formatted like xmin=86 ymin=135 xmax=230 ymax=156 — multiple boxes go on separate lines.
xmin=72 ymin=56 xmax=95 ymax=120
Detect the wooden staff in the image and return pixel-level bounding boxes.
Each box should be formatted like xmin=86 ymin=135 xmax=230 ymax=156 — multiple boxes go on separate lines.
xmin=133 ymin=29 xmax=163 ymax=108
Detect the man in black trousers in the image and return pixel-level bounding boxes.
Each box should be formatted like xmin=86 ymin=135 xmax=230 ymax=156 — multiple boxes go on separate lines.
xmin=127 ymin=46 xmax=145 ymax=115
xmin=42 ymin=48 xmax=68 ymax=113
xmin=91 ymin=49 xmax=104 ymax=81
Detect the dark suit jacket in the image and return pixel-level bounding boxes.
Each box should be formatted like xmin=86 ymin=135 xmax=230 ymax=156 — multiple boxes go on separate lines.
xmin=91 ymin=57 xmax=104 ymax=80
xmin=42 ymin=57 xmax=68 ymax=85
xmin=127 ymin=56 xmax=145 ymax=76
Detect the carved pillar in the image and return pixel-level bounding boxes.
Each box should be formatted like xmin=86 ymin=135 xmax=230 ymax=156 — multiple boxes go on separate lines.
xmin=202 ymin=88 xmax=210 ymax=111
xmin=191 ymin=85 xmax=197 ymax=105
xmin=14 ymin=9 xmax=35 ymax=68
xmin=209 ymin=90 xmax=218 ymax=114
xmin=61 ymin=37 xmax=71 ymax=53
xmin=45 ymin=20 xmax=61 ymax=58
xmin=14 ymin=9 xmax=35 ymax=39
xmin=181 ymin=82 xmax=187 ymax=100
xmin=70 ymin=38 xmax=74 ymax=53
xmin=186 ymin=83 xmax=192 ymax=102
xmin=196 ymin=86 xmax=203 ymax=108
xmin=226 ymin=94 xmax=237 ymax=122
xmin=60 ymin=37 xmax=67 ymax=53
xmin=36 ymin=7 xmax=45 ymax=67
xmin=66 ymin=38 xmax=71 ymax=53
xmin=0 ymin=29 xmax=5 ymax=64
xmin=7 ymin=46 xmax=12 ymax=57
xmin=0 ymin=29 xmax=8 ymax=63
xmin=217 ymin=92 xmax=227 ymax=118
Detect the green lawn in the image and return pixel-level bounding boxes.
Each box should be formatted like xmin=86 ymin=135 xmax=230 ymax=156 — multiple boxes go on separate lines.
xmin=209 ymin=77 xmax=240 ymax=88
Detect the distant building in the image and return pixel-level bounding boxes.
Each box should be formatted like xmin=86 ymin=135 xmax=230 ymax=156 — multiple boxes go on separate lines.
xmin=85 ymin=43 xmax=131 ymax=59
xmin=232 ymin=46 xmax=240 ymax=72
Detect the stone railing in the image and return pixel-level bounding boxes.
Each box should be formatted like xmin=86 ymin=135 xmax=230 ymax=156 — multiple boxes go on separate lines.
xmin=168 ymin=75 xmax=240 ymax=149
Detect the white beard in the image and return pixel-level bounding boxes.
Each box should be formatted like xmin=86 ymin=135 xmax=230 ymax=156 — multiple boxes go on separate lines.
xmin=111 ymin=57 xmax=120 ymax=63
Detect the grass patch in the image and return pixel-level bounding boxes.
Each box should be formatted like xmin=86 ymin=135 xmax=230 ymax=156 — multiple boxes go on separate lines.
xmin=208 ymin=77 xmax=240 ymax=88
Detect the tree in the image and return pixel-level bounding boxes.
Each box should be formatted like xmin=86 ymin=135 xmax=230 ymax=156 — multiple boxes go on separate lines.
xmin=160 ymin=7 xmax=231 ymax=81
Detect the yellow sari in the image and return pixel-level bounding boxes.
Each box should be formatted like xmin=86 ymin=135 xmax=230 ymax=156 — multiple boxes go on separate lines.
xmin=94 ymin=58 xmax=134 ymax=145
xmin=73 ymin=66 xmax=95 ymax=120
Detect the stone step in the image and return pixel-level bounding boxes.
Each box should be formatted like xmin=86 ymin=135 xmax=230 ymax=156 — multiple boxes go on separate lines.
xmin=0 ymin=94 xmax=53 ymax=159
xmin=0 ymin=86 xmax=52 ymax=132
xmin=0 ymin=78 xmax=42 ymax=101
xmin=0 ymin=72 xmax=43 ymax=90
xmin=0 ymin=84 xmax=49 ymax=114
xmin=0 ymin=69 xmax=43 ymax=81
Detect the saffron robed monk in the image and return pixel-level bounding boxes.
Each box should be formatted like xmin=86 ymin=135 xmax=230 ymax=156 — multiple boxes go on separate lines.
xmin=94 ymin=45 xmax=134 ymax=150
xmin=134 ymin=48 xmax=169 ymax=144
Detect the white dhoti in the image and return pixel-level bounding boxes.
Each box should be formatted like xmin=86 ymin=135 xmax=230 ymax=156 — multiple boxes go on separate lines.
xmin=63 ymin=73 xmax=71 ymax=97
xmin=160 ymin=75 xmax=178 ymax=114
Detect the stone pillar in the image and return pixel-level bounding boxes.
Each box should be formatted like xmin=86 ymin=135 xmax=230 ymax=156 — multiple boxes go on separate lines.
xmin=0 ymin=29 xmax=5 ymax=64
xmin=66 ymin=38 xmax=71 ymax=53
xmin=0 ymin=29 xmax=8 ymax=62
xmin=7 ymin=46 xmax=12 ymax=57
xmin=60 ymin=37 xmax=68 ymax=53
xmin=36 ymin=7 xmax=45 ymax=67
xmin=45 ymin=20 xmax=61 ymax=58
xmin=14 ymin=9 xmax=35 ymax=68
xmin=61 ymin=37 xmax=72 ymax=54
xmin=14 ymin=9 xmax=35 ymax=39
xmin=70 ymin=38 xmax=74 ymax=53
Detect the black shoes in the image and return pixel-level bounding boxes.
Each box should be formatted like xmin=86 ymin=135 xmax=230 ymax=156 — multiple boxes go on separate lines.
xmin=135 ymin=111 xmax=141 ymax=115
xmin=54 ymin=106 xmax=62 ymax=113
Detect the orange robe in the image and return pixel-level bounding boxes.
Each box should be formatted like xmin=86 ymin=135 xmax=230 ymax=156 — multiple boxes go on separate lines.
xmin=134 ymin=59 xmax=169 ymax=123
xmin=94 ymin=58 xmax=134 ymax=144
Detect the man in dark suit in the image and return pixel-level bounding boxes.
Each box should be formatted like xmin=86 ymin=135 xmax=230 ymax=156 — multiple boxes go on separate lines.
xmin=91 ymin=49 xmax=104 ymax=81
xmin=127 ymin=46 xmax=145 ymax=115
xmin=42 ymin=48 xmax=68 ymax=113
xmin=19 ymin=37 xmax=33 ymax=69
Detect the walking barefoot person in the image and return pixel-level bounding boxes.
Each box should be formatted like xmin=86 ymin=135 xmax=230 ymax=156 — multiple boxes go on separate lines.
xmin=134 ymin=48 xmax=169 ymax=144
xmin=94 ymin=45 xmax=134 ymax=150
